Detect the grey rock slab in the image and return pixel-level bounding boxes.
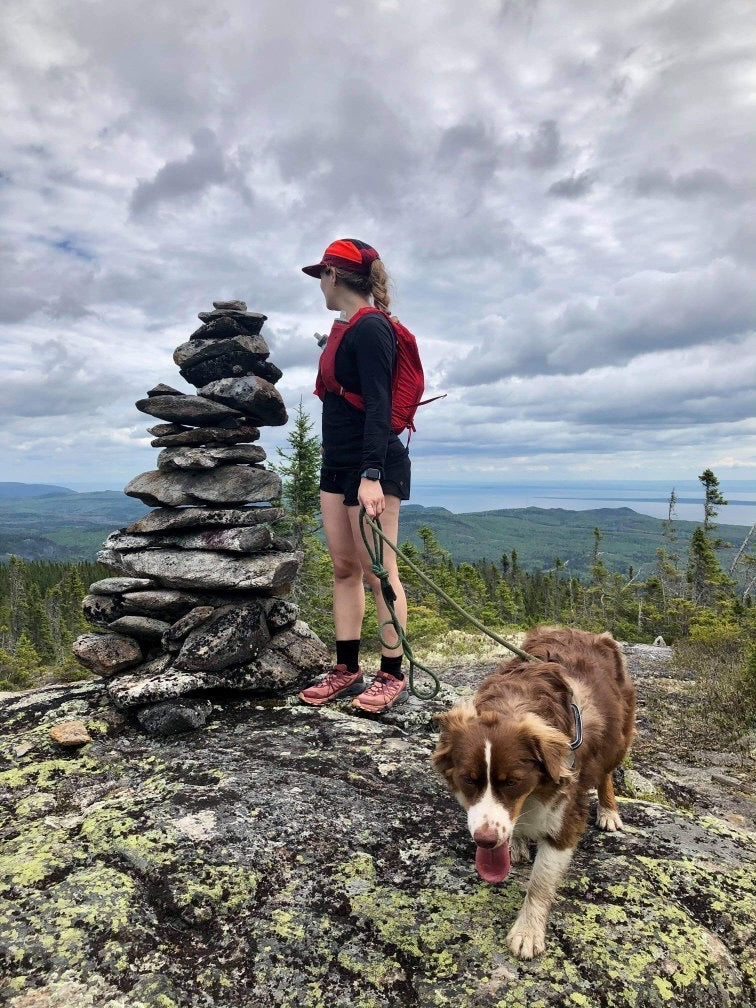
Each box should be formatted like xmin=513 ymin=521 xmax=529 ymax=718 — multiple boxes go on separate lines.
xmin=162 ymin=606 xmax=216 ymax=651
xmin=123 ymin=467 xmax=281 ymax=507
xmin=135 ymin=394 xmax=243 ymax=426
xmin=106 ymin=655 xmax=177 ymax=709
xmin=156 ymin=444 xmax=266 ymax=471
xmin=89 ymin=577 xmax=155 ymax=595
xmin=180 ymin=352 xmax=282 ymax=389
xmin=267 ymin=620 xmax=329 ymax=677
xmin=104 ymin=526 xmax=274 ymax=554
xmin=120 ymin=590 xmax=199 ymax=620
xmin=213 ymin=299 xmax=247 ymax=311
xmin=150 ymin=423 xmax=261 ymax=448
xmin=259 ymin=598 xmax=299 ymax=632
xmin=106 ymin=616 xmax=172 ymax=640
xmin=147 ymin=383 xmax=184 ymax=397
xmin=72 ymin=633 xmax=143 ymax=676
xmin=199 ymin=376 xmax=288 ymax=427
xmin=175 ymin=603 xmax=270 ymax=673
xmin=147 ymin=423 xmax=188 ymax=436
xmin=136 ymin=699 xmax=213 ymax=736
xmin=173 ymin=332 xmax=270 ymax=369
xmin=197 ymin=309 xmax=267 ymax=334
xmin=189 ymin=317 xmax=250 ymax=341
xmin=96 ymin=546 xmax=303 ymax=592
xmin=124 ymin=505 xmax=282 ymax=534
xmin=82 ymin=593 xmax=125 ymax=627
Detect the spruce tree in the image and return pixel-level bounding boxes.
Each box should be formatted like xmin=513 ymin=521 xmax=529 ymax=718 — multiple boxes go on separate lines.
xmin=276 ymin=399 xmax=322 ymax=522
xmin=698 ymin=468 xmax=727 ymax=534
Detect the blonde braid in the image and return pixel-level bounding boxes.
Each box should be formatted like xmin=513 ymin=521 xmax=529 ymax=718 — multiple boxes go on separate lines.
xmin=369 ymin=259 xmax=391 ymax=313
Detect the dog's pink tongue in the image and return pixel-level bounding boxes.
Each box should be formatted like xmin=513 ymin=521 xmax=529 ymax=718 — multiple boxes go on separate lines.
xmin=475 ymin=842 xmax=511 ymax=883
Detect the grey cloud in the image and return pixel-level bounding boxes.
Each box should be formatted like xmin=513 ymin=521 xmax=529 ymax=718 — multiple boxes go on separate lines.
xmin=1 ymin=339 xmax=114 ymax=420
xmin=548 ymin=171 xmax=594 ymax=199
xmin=630 ymin=167 xmax=741 ymax=201
xmin=129 ymin=129 xmax=251 ymax=218
xmin=447 ymin=259 xmax=756 ymax=385
xmin=526 ymin=120 xmax=562 ymax=168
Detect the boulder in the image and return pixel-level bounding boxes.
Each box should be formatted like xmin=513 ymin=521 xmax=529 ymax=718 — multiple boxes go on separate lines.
xmin=162 ymin=607 xmax=216 ymax=651
xmin=49 ymin=720 xmax=92 ymax=747
xmin=175 ymin=603 xmax=270 ymax=673
xmin=147 ymin=423 xmax=188 ymax=436
xmin=197 ymin=309 xmax=267 ymax=334
xmin=72 ymin=633 xmax=143 ymax=676
xmin=136 ymin=699 xmax=213 ymax=737
xmin=82 ymin=593 xmax=125 ymax=626
xmin=259 ymin=597 xmax=299 ymax=633
xmin=89 ymin=577 xmax=154 ymax=595
xmin=181 ymin=353 xmax=282 ymax=388
xmin=199 ymin=376 xmax=288 ymax=427
xmin=189 ymin=316 xmax=250 ymax=341
xmin=96 ymin=546 xmax=303 ymax=593
xmin=156 ymin=444 xmax=266 ymax=471
xmin=124 ymin=505 xmax=282 ymax=534
xmin=123 ymin=467 xmax=281 ymax=507
xmin=150 ymin=423 xmax=261 ymax=448
xmin=120 ymin=589 xmax=199 ymax=620
xmin=135 ymin=394 xmax=243 ymax=426
xmin=173 ymin=331 xmax=270 ymax=369
xmin=103 ymin=526 xmax=274 ymax=554
xmin=106 ymin=616 xmax=172 ymax=641
xmin=147 ymin=383 xmax=184 ymax=397
xmin=213 ymin=299 xmax=247 ymax=310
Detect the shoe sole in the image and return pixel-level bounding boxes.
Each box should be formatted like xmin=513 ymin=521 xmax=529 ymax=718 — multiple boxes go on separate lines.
xmin=299 ymin=681 xmax=366 ymax=707
xmin=352 ymin=689 xmax=409 ymax=714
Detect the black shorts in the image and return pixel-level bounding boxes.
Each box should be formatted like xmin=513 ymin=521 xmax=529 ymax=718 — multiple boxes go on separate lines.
xmin=320 ymin=455 xmax=411 ymax=507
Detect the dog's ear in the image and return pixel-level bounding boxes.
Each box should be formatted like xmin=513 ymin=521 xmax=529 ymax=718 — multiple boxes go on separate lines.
xmin=523 ymin=716 xmax=572 ymax=785
xmin=432 ymin=703 xmax=477 ymax=780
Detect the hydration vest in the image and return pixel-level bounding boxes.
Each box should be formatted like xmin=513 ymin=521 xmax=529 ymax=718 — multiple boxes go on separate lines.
xmin=314 ymin=306 xmax=442 ymax=436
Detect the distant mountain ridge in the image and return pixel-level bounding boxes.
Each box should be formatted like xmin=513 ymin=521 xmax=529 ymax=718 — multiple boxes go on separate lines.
xmin=0 ymin=482 xmax=77 ymax=499
xmin=0 ymin=486 xmax=749 ymax=579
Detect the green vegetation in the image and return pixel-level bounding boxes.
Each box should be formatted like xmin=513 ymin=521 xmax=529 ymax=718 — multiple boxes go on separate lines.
xmin=0 ymin=558 xmax=111 ymax=690
xmin=0 ymin=490 xmax=147 ymax=562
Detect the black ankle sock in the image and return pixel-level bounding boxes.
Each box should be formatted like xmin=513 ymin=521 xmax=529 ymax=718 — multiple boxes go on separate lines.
xmin=380 ymin=655 xmax=404 ymax=680
xmin=336 ymin=639 xmax=361 ymax=674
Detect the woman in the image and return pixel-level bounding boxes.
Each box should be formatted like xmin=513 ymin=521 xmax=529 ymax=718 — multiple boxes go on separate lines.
xmin=298 ymin=238 xmax=410 ymax=714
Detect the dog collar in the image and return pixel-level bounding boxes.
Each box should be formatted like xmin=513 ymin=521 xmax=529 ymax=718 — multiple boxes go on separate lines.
xmin=566 ymin=700 xmax=583 ymax=768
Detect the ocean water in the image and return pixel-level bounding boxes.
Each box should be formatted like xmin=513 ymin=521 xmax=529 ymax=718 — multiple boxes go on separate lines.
xmin=409 ymin=479 xmax=756 ymax=527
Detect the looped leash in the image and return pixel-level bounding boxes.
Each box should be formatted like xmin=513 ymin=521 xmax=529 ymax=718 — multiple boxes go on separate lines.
xmin=359 ymin=508 xmax=441 ymax=700
xmin=358 ymin=508 xmax=540 ymax=701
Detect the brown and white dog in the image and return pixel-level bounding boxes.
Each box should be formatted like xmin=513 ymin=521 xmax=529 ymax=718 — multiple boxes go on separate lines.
xmin=432 ymin=626 xmax=635 ymax=959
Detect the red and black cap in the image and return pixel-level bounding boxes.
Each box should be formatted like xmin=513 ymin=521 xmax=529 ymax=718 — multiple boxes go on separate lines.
xmin=302 ymin=238 xmax=379 ymax=277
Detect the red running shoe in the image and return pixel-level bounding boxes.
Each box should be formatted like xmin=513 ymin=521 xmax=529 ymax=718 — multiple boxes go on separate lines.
xmin=298 ymin=665 xmax=365 ymax=706
xmin=351 ymin=672 xmax=408 ymax=714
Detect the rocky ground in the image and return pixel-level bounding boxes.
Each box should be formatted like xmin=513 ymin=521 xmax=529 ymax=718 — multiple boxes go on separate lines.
xmin=0 ymin=644 xmax=754 ymax=1008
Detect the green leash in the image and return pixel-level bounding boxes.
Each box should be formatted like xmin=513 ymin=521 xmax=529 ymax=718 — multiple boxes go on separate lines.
xmin=358 ymin=508 xmax=537 ymax=701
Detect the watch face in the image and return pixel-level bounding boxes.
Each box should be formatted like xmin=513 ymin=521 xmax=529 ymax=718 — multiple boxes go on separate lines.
xmin=362 ymin=468 xmax=381 ymax=480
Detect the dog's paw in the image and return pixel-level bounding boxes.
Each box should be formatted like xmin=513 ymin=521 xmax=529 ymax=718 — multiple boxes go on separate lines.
xmin=510 ymin=836 xmax=532 ymax=864
xmin=507 ymin=918 xmax=546 ymax=959
xmin=596 ymin=806 xmax=623 ymax=831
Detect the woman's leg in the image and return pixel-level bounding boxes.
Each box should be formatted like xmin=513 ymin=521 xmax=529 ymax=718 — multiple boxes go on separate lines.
xmin=347 ymin=495 xmax=407 ymax=658
xmin=320 ymin=490 xmax=365 ymax=640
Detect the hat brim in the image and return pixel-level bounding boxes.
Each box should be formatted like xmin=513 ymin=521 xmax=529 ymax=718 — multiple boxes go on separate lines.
xmin=301 ymin=263 xmax=324 ymax=278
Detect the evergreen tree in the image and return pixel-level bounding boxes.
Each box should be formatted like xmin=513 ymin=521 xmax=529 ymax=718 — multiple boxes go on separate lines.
xmin=276 ymin=399 xmax=322 ymax=523
xmin=698 ymin=468 xmax=727 ymax=535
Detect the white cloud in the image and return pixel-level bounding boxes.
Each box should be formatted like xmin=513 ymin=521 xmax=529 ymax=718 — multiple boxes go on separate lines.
xmin=1 ymin=0 xmax=755 ymax=493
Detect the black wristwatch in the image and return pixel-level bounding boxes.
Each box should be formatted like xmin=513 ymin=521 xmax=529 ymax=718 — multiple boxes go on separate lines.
xmin=360 ymin=468 xmax=382 ymax=481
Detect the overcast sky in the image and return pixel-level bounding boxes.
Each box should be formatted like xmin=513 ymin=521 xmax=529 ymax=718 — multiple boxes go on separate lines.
xmin=2 ymin=0 xmax=755 ymax=500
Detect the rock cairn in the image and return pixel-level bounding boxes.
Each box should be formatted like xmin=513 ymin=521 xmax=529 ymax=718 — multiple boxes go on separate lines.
xmin=72 ymin=300 xmax=329 ymax=735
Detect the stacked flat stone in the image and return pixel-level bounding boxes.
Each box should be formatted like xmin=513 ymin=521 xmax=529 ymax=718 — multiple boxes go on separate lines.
xmin=72 ymin=300 xmax=328 ymax=735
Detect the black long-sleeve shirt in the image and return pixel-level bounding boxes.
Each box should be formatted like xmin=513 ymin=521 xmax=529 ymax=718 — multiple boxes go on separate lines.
xmin=321 ymin=312 xmax=406 ymax=473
